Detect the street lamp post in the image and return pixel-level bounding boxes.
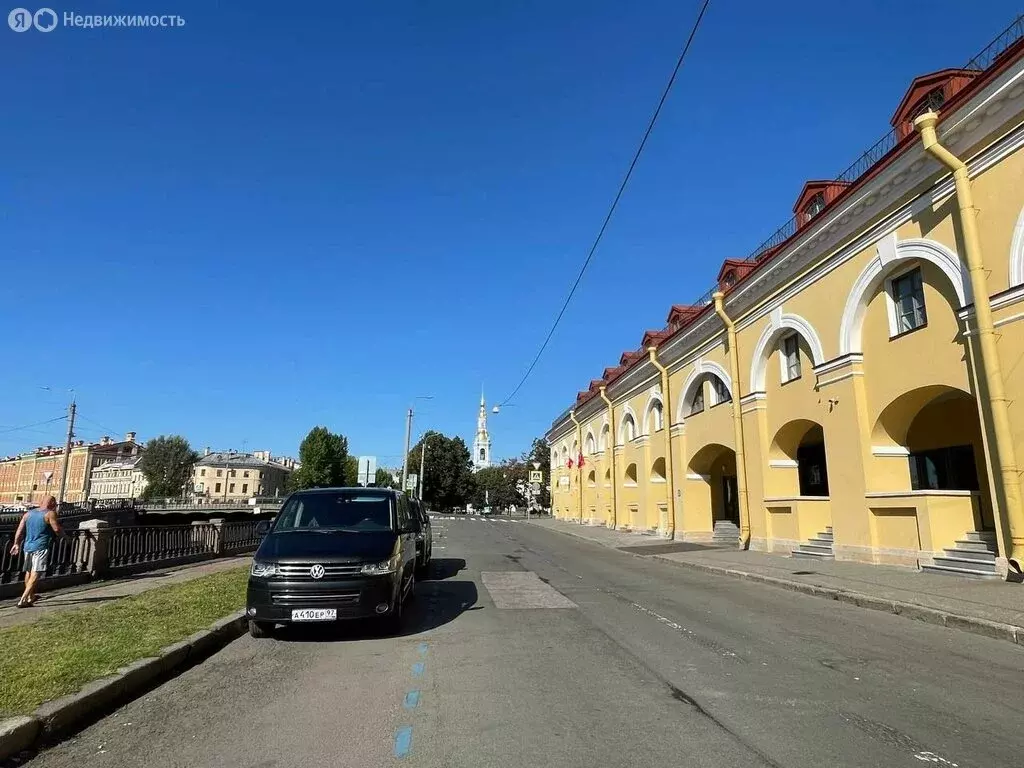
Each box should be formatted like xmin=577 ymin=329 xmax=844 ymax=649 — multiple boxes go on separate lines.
xmin=400 ymin=396 xmax=433 ymax=494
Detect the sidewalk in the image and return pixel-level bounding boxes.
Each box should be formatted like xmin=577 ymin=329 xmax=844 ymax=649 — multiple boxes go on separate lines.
xmin=0 ymin=556 xmax=251 ymax=630
xmin=530 ymin=518 xmax=1024 ymax=645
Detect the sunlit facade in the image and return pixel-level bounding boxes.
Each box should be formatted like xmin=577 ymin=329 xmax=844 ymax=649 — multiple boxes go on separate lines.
xmin=546 ymin=24 xmax=1024 ymax=579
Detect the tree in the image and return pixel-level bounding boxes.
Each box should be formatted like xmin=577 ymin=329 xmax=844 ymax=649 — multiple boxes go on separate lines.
xmin=471 ymin=460 xmax=527 ymax=509
xmin=375 ymin=467 xmax=396 ymax=488
xmin=406 ymin=431 xmax=475 ymax=510
xmin=139 ymin=435 xmax=199 ymax=500
xmin=344 ymin=455 xmax=359 ymax=486
xmin=289 ymin=427 xmax=349 ymax=490
xmin=522 ymin=437 xmax=551 ymax=509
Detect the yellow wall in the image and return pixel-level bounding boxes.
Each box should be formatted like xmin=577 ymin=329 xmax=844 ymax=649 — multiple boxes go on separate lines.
xmin=547 ymin=67 xmax=1024 ymax=571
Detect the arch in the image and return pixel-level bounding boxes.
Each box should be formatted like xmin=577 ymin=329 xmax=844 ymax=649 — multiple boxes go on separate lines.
xmin=650 ymin=457 xmax=666 ymax=481
xmin=586 ymin=469 xmax=596 ymax=487
xmin=584 ymin=430 xmax=596 ymax=455
xmin=678 ymin=358 xmax=734 ymax=421
xmin=603 ymin=467 xmax=611 ymax=485
xmin=769 ymin=419 xmax=829 ymax=497
xmin=624 ymin=463 xmax=638 ymax=485
xmin=618 ymin=405 xmax=639 ymax=444
xmin=641 ymin=391 xmax=665 ymax=434
xmin=748 ymin=308 xmax=826 ymax=392
xmin=839 ymin=234 xmax=970 ymax=355
xmin=598 ymin=422 xmax=610 ymax=452
xmin=871 ymin=384 xmax=974 ymax=447
xmin=688 ymin=442 xmax=735 ymax=475
xmin=1011 ymin=203 xmax=1024 ymax=287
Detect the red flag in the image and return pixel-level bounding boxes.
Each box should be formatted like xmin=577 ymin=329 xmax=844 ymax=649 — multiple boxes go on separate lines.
xmin=577 ymin=453 xmax=585 ymax=468
xmin=566 ymin=458 xmax=574 ymax=469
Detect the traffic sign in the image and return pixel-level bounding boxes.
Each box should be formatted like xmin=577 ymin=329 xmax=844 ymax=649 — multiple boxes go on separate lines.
xmin=357 ymin=456 xmax=377 ymax=486
xmin=529 ymin=470 xmax=543 ymax=484
xmin=406 ymin=473 xmax=418 ymax=491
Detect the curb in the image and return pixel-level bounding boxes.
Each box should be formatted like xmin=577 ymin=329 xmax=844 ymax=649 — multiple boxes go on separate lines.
xmin=0 ymin=610 xmax=247 ymax=762
xmin=532 ymin=521 xmax=1023 ymax=647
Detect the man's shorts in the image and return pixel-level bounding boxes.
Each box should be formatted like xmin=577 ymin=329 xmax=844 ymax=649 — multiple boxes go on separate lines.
xmin=23 ymin=548 xmax=50 ymax=573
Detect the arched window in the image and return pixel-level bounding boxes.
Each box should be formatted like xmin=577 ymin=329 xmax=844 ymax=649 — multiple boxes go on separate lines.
xmin=650 ymin=457 xmax=666 ymax=482
xmin=587 ymin=470 xmax=596 ymax=487
xmin=624 ymin=463 xmax=638 ymax=485
xmin=689 ymin=381 xmax=705 ymax=415
xmin=622 ymin=415 xmax=636 ymax=442
xmin=585 ymin=433 xmax=596 ymax=455
xmin=710 ymin=375 xmax=731 ymax=405
xmin=599 ymin=424 xmax=610 ymax=451
xmin=646 ymin=400 xmax=664 ymax=433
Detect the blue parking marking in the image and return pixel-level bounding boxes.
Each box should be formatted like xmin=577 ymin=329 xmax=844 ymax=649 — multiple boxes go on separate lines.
xmin=411 ymin=662 xmax=425 ymax=677
xmin=417 ymin=642 xmax=428 ymax=655
xmin=403 ymin=690 xmax=421 ymax=709
xmin=394 ymin=726 xmax=413 ymax=757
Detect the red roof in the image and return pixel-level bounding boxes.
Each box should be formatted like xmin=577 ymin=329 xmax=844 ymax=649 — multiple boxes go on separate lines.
xmin=792 ymin=180 xmax=852 ymax=217
xmin=641 ymin=329 xmax=671 ymax=349
xmin=890 ymin=69 xmax=980 ymax=133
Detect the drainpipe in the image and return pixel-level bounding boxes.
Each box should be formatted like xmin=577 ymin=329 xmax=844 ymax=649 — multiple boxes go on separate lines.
xmin=915 ymin=111 xmax=1023 ymax=572
xmin=569 ymin=409 xmax=585 ymax=525
xmin=713 ymin=291 xmax=751 ymax=549
xmin=599 ymin=386 xmax=618 ymax=530
xmin=647 ymin=347 xmax=677 ymax=539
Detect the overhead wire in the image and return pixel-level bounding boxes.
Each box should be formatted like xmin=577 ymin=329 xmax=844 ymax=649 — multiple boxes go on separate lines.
xmin=498 ymin=0 xmax=712 ymax=406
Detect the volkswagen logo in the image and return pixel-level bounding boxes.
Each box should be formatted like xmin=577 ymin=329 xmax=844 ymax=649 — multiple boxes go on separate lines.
xmin=309 ymin=564 xmax=325 ymax=580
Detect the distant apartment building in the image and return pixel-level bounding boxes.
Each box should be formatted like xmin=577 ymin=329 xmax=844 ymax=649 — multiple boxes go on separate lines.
xmin=192 ymin=450 xmax=292 ymax=501
xmin=89 ymin=456 xmax=148 ymax=500
xmin=0 ymin=432 xmax=142 ymax=505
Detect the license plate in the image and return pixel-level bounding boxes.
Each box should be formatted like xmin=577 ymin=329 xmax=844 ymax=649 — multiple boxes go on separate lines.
xmin=291 ymin=609 xmax=337 ymax=622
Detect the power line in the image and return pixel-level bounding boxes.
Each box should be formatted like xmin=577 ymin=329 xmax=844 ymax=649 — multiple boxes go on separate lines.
xmin=0 ymin=416 xmax=66 ymax=436
xmin=498 ymin=0 xmax=712 ymax=406
xmin=76 ymin=413 xmax=123 ymax=437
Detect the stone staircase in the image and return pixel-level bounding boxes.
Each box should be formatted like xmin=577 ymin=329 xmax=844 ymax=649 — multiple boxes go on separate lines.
xmin=792 ymin=526 xmax=835 ymax=560
xmin=712 ymin=519 xmax=740 ymax=545
xmin=921 ymin=531 xmax=999 ymax=579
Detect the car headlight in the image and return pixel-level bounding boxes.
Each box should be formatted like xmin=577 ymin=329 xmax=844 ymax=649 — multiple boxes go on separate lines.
xmin=361 ymin=556 xmax=399 ymax=576
xmin=250 ymin=560 xmax=279 ymax=578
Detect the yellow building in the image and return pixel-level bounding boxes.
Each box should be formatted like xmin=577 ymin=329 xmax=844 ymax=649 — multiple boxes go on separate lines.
xmin=546 ymin=21 xmax=1024 ymax=581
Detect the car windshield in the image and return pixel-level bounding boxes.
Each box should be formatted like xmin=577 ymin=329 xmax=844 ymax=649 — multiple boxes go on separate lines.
xmin=273 ymin=492 xmax=393 ymax=532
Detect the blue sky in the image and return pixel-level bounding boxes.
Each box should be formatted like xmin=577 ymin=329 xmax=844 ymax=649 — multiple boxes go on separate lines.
xmin=3 ymin=0 xmax=1021 ymax=464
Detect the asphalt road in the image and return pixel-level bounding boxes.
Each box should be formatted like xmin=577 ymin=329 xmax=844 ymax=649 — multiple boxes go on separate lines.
xmin=17 ymin=516 xmax=1024 ymax=768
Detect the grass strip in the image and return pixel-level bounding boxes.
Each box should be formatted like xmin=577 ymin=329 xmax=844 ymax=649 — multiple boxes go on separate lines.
xmin=0 ymin=567 xmax=248 ymax=716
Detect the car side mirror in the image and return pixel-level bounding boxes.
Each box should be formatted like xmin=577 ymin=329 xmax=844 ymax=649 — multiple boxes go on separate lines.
xmin=255 ymin=520 xmax=271 ymax=536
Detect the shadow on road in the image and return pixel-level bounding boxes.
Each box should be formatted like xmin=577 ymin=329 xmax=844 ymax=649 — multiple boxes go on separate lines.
xmin=273 ymin=562 xmax=478 ymax=643
xmin=423 ymin=557 xmax=465 ymax=581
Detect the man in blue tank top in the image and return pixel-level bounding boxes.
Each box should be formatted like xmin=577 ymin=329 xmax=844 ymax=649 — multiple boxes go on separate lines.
xmin=9 ymin=496 xmax=64 ymax=608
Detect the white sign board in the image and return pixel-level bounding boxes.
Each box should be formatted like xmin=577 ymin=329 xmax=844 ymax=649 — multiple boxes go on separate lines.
xmin=357 ymin=456 xmax=377 ymax=486
xmin=406 ymin=473 xmax=418 ymax=491
xmin=529 ymin=470 xmax=543 ymax=484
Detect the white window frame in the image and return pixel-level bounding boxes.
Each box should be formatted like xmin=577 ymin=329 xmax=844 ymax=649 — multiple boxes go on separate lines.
xmin=650 ymin=402 xmax=664 ymax=432
xmin=623 ymin=416 xmax=636 ymax=442
xmin=885 ymin=264 xmax=928 ymax=337
xmin=689 ymin=381 xmax=705 ymax=415
xmin=598 ymin=426 xmax=609 ymax=452
xmin=780 ymin=334 xmax=801 ymax=382
xmin=710 ymin=376 xmax=731 ymax=406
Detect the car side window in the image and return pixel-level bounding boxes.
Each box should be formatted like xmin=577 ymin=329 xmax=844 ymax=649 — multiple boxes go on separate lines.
xmin=396 ymin=495 xmax=410 ymax=530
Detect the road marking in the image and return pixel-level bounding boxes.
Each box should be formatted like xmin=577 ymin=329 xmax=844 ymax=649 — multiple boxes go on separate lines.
xmin=411 ymin=662 xmax=425 ymax=677
xmin=394 ymin=726 xmax=413 ymax=758
xmin=403 ymin=690 xmax=421 ymax=709
xmin=417 ymin=642 xmax=428 ymax=655
xmin=630 ymin=601 xmax=740 ymax=660
xmin=481 ymin=571 xmax=577 ymax=609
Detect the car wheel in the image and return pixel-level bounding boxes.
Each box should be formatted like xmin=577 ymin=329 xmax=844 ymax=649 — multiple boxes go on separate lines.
xmin=248 ymin=620 xmax=273 ymax=639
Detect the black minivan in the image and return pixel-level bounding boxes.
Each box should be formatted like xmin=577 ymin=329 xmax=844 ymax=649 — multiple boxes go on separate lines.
xmin=246 ymin=487 xmax=417 ymax=638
